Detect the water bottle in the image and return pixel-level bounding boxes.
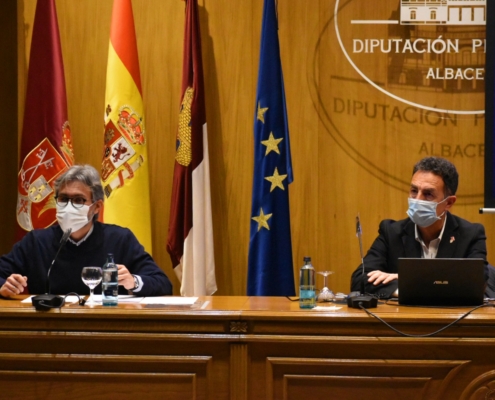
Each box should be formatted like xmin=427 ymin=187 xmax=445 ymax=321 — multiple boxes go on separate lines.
xmin=102 ymin=253 xmax=118 ymax=306
xmin=299 ymin=256 xmax=316 ymax=309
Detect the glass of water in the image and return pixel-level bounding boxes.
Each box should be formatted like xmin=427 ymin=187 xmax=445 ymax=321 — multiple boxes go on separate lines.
xmin=81 ymin=266 xmax=103 ymax=305
xmin=317 ymin=271 xmax=335 ymax=302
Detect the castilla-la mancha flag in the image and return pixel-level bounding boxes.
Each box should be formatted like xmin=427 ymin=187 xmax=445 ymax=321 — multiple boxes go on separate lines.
xmin=101 ymin=0 xmax=152 ymax=253
xmin=167 ymin=0 xmax=217 ymax=296
xmin=16 ymin=0 xmax=75 ymax=241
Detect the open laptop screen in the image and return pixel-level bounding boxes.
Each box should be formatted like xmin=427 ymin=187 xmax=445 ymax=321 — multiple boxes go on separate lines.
xmin=398 ymin=258 xmax=485 ymax=307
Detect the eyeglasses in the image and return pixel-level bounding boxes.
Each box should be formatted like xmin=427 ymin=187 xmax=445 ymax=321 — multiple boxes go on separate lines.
xmin=55 ymin=195 xmax=89 ymax=209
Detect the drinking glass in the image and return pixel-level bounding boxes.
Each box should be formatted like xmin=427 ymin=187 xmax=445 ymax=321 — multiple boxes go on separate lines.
xmin=81 ymin=266 xmax=103 ymax=305
xmin=317 ymin=271 xmax=335 ymax=302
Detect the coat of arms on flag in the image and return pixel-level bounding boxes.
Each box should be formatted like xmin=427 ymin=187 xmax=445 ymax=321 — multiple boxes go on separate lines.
xmin=17 ymin=137 xmax=71 ymax=231
xmin=101 ymin=107 xmax=143 ymax=196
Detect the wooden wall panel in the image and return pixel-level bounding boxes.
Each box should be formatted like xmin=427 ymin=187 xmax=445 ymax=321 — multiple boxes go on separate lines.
xmin=198 ymin=1 xmax=258 ymax=296
xmin=0 ymin=0 xmax=19 ymax=254
xmin=278 ymin=2 xmax=322 ymax=287
xmin=12 ymin=0 xmax=495 ymax=296
xmin=265 ymin=357 xmax=468 ymax=400
xmin=0 ymin=353 xmax=215 ymax=400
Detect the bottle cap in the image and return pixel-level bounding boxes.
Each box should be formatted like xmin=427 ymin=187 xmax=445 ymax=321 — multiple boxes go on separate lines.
xmin=303 ymin=256 xmax=311 ymax=262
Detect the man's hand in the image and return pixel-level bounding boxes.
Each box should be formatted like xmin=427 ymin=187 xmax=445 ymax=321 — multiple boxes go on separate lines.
xmin=0 ymin=274 xmax=28 ymax=298
xmin=117 ymin=264 xmax=135 ymax=290
xmin=367 ymin=270 xmax=398 ymax=286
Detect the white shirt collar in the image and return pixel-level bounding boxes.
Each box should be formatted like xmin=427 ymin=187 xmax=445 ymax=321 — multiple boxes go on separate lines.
xmin=414 ymin=216 xmax=447 ymax=258
xmin=68 ymin=224 xmax=94 ymax=246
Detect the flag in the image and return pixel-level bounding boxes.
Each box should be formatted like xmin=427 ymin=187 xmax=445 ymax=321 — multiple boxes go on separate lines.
xmin=247 ymin=0 xmax=295 ymax=296
xmin=16 ymin=0 xmax=75 ymax=240
xmin=167 ymin=0 xmax=216 ymax=296
xmin=101 ymin=0 xmax=152 ymax=253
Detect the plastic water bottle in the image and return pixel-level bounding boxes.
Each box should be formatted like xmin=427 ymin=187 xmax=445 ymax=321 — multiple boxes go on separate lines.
xmin=102 ymin=253 xmax=118 ymax=306
xmin=299 ymin=256 xmax=316 ymax=309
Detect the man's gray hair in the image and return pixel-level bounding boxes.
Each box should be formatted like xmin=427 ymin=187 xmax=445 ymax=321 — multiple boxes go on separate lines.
xmin=54 ymin=164 xmax=104 ymax=202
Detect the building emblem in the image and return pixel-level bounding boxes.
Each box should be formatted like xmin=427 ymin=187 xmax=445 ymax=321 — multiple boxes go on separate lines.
xmin=335 ymin=0 xmax=486 ymax=114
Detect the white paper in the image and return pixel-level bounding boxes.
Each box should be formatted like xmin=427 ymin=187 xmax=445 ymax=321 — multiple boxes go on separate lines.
xmin=90 ymin=295 xmax=144 ymax=304
xmin=313 ymin=305 xmax=342 ymax=311
xmin=141 ymin=296 xmax=198 ymax=305
xmin=22 ymin=295 xmax=199 ymax=306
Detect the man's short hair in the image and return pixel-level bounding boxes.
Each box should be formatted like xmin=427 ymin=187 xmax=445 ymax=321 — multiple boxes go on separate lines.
xmin=54 ymin=164 xmax=104 ymax=203
xmin=412 ymin=157 xmax=458 ymax=196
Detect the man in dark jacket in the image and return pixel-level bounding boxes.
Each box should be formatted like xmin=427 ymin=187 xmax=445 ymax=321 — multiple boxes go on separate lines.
xmin=0 ymin=164 xmax=172 ymax=298
xmin=351 ymin=157 xmax=487 ymax=299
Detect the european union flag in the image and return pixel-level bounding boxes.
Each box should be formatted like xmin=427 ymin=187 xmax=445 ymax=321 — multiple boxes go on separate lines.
xmin=247 ymin=0 xmax=295 ymax=296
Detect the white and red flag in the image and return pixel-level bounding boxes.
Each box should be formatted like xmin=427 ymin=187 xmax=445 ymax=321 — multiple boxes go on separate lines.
xmin=167 ymin=0 xmax=216 ymax=296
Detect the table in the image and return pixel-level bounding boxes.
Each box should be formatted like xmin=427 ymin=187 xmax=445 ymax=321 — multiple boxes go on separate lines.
xmin=0 ymin=296 xmax=494 ymax=399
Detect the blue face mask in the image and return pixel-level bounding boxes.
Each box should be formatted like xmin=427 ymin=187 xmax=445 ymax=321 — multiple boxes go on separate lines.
xmin=407 ymin=197 xmax=448 ymax=227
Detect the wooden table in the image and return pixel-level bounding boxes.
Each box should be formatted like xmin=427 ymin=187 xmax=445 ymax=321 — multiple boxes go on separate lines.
xmin=1 ymin=296 xmax=495 ymax=400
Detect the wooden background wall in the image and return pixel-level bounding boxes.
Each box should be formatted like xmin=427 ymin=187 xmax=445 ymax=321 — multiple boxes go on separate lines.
xmin=2 ymin=0 xmax=493 ymax=296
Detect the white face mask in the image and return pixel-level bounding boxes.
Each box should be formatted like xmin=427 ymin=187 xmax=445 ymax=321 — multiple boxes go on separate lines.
xmin=56 ymin=203 xmax=92 ymax=233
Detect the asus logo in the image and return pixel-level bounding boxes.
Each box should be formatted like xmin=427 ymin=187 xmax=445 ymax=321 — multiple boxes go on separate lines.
xmin=433 ymin=281 xmax=449 ymax=285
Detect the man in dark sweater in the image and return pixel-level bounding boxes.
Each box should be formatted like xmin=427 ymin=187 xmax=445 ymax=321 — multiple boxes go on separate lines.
xmin=350 ymin=157 xmax=488 ymax=299
xmin=0 ymin=165 xmax=172 ymax=298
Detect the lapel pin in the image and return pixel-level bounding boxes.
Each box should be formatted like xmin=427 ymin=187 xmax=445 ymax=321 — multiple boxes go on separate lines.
xmin=450 ymin=236 xmax=455 ymax=243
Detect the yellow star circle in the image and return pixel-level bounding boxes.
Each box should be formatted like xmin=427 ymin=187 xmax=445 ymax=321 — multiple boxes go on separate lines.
xmin=252 ymin=208 xmax=273 ymax=231
xmin=261 ymin=132 xmax=283 ymax=155
xmin=265 ymin=167 xmax=287 ymax=192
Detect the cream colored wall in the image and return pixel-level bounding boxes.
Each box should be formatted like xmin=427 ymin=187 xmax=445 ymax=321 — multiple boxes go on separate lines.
xmin=15 ymin=0 xmax=495 ymax=296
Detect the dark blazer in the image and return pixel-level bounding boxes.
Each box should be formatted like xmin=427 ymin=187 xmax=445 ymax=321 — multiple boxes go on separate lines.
xmin=350 ymin=212 xmax=488 ymax=298
xmin=486 ymin=265 xmax=495 ymax=298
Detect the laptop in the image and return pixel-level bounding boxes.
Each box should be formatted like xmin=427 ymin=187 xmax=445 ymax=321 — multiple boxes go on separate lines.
xmin=398 ymin=258 xmax=485 ymax=306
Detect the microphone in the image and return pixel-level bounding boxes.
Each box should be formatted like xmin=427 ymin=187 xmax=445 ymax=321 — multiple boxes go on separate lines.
xmin=32 ymin=228 xmax=72 ymax=311
xmin=347 ymin=214 xmax=377 ymax=309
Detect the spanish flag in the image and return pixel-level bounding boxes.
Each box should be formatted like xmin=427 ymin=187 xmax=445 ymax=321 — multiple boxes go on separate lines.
xmin=167 ymin=0 xmax=217 ymax=296
xmin=16 ymin=0 xmax=74 ymax=241
xmin=101 ymin=0 xmax=152 ymax=253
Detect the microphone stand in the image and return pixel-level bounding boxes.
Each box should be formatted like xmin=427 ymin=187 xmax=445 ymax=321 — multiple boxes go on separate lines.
xmin=32 ymin=229 xmax=72 ymax=311
xmin=347 ymin=215 xmax=378 ymax=309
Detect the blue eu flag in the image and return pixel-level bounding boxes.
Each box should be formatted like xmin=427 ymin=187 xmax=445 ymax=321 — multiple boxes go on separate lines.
xmin=247 ymin=0 xmax=295 ymax=296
